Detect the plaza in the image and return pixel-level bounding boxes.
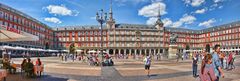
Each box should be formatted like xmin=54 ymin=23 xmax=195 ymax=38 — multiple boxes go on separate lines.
xmin=2 ymin=56 xmax=240 ymax=81
xmin=1 ymin=0 xmax=240 ymax=81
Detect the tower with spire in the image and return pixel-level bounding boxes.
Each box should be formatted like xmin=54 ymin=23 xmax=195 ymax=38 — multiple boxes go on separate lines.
xmin=107 ymin=0 xmax=116 ymax=29
xmin=155 ymin=5 xmax=164 ymax=30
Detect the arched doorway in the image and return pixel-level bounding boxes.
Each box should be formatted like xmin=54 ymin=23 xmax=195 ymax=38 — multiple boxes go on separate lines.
xmin=109 ymin=49 xmax=113 ymax=55
xmin=115 ymin=49 xmax=119 ymax=55
xmin=120 ymin=49 xmax=124 ymax=55
xmin=126 ymin=49 xmax=129 ymax=55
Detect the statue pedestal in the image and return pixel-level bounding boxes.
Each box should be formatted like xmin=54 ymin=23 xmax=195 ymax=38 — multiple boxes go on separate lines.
xmin=168 ymin=44 xmax=178 ymax=59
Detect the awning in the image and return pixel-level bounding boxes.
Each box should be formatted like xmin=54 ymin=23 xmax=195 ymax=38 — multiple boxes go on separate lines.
xmin=0 ymin=45 xmax=15 ymax=50
xmin=88 ymin=50 xmax=96 ymax=53
xmin=0 ymin=25 xmax=39 ymax=42
xmin=76 ymin=49 xmax=83 ymax=52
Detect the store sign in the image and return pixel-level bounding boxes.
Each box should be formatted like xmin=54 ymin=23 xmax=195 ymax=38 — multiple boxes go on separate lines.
xmin=1 ymin=25 xmax=20 ymax=34
xmin=6 ymin=27 xmax=20 ymax=34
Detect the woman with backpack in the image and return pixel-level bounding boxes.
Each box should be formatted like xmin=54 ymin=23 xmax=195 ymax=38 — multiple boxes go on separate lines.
xmin=199 ymin=54 xmax=217 ymax=81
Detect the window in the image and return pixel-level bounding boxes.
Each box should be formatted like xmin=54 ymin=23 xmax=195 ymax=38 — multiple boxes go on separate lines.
xmin=10 ymin=14 xmax=13 ymax=21
xmin=66 ymin=32 xmax=69 ymax=36
xmin=82 ymin=37 xmax=85 ymax=41
xmin=14 ymin=16 xmax=17 ymax=22
xmin=95 ymin=37 xmax=98 ymax=41
xmin=59 ymin=38 xmax=62 ymax=41
xmin=86 ymin=37 xmax=88 ymax=41
xmin=0 ymin=21 xmax=2 ymax=26
xmin=90 ymin=31 xmax=93 ymax=35
xmin=4 ymin=13 xmax=8 ymax=20
xmin=72 ymin=38 xmax=75 ymax=41
xmin=18 ymin=18 xmax=21 ymax=24
xmin=95 ymin=31 xmax=98 ymax=35
xmin=78 ymin=32 xmax=81 ymax=36
xmin=90 ymin=37 xmax=93 ymax=41
xmin=63 ymin=38 xmax=66 ymax=41
xmin=0 ymin=11 xmax=4 ymax=18
xmin=72 ymin=32 xmax=75 ymax=36
xmin=66 ymin=38 xmax=69 ymax=41
xmin=78 ymin=37 xmax=81 ymax=41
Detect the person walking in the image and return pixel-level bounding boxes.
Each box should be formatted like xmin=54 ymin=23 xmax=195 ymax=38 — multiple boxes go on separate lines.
xmin=143 ymin=54 xmax=151 ymax=77
xmin=212 ymin=44 xmax=224 ymax=81
xmin=199 ymin=54 xmax=217 ymax=81
xmin=192 ymin=53 xmax=198 ymax=77
xmin=227 ymin=52 xmax=233 ymax=70
xmin=176 ymin=53 xmax=181 ymax=63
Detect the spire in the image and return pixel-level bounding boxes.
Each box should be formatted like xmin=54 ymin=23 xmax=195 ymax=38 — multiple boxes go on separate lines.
xmin=107 ymin=0 xmax=115 ymax=29
xmin=109 ymin=0 xmax=113 ymax=21
xmin=158 ymin=4 xmax=161 ymax=19
xmin=156 ymin=4 xmax=163 ymax=26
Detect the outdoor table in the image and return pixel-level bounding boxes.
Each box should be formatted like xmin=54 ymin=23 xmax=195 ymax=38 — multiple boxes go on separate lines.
xmin=0 ymin=69 xmax=7 ymax=81
xmin=11 ymin=63 xmax=21 ymax=73
xmin=11 ymin=63 xmax=21 ymax=69
xmin=34 ymin=65 xmax=43 ymax=76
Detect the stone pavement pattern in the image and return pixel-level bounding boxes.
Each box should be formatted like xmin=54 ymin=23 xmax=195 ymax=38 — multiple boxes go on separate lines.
xmin=4 ymin=56 xmax=240 ymax=81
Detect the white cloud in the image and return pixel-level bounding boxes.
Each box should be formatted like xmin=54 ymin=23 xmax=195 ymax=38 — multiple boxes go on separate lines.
xmin=146 ymin=14 xmax=196 ymax=28
xmin=179 ymin=14 xmax=196 ymax=24
xmin=151 ymin=0 xmax=163 ymax=2
xmin=209 ymin=0 xmax=225 ymax=11
xmin=213 ymin=0 xmax=223 ymax=3
xmin=170 ymin=14 xmax=196 ymax=28
xmin=162 ymin=18 xmax=173 ymax=27
xmin=195 ymin=8 xmax=207 ymax=14
xmin=146 ymin=17 xmax=158 ymax=25
xmin=172 ymin=21 xmax=183 ymax=28
xmin=138 ymin=2 xmax=167 ymax=17
xmin=114 ymin=0 xmax=147 ymax=6
xmin=44 ymin=17 xmax=62 ymax=24
xmin=183 ymin=0 xmax=205 ymax=7
xmin=218 ymin=5 xmax=223 ymax=9
xmin=199 ymin=18 xmax=216 ymax=27
xmin=45 ymin=5 xmax=79 ymax=16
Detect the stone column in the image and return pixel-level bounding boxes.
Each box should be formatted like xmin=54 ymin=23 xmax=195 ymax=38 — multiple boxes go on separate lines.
xmin=84 ymin=49 xmax=87 ymax=55
xmin=145 ymin=49 xmax=147 ymax=55
xmin=106 ymin=49 xmax=109 ymax=54
xmin=149 ymin=49 xmax=151 ymax=55
xmin=130 ymin=49 xmax=132 ymax=55
xmin=154 ymin=49 xmax=156 ymax=56
xmin=118 ymin=49 xmax=121 ymax=55
xmin=158 ymin=49 xmax=161 ymax=54
xmin=135 ymin=49 xmax=137 ymax=55
xmin=124 ymin=49 xmax=126 ymax=55
xmin=113 ymin=49 xmax=116 ymax=58
xmin=135 ymin=49 xmax=137 ymax=59
xmin=140 ymin=49 xmax=142 ymax=55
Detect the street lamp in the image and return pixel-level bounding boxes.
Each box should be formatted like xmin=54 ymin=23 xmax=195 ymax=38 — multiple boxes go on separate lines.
xmin=96 ymin=9 xmax=107 ymax=65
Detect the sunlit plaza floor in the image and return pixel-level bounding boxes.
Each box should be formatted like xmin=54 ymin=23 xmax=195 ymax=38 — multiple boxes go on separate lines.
xmin=4 ymin=56 xmax=240 ymax=81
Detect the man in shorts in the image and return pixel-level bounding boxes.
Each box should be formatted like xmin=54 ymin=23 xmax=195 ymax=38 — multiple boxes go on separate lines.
xmin=144 ymin=54 xmax=151 ymax=77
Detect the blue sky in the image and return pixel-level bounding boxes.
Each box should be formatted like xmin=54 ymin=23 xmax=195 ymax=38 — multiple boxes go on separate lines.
xmin=0 ymin=0 xmax=239 ymax=30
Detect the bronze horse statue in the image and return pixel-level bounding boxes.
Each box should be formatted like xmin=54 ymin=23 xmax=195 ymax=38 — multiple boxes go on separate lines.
xmin=170 ymin=34 xmax=178 ymax=44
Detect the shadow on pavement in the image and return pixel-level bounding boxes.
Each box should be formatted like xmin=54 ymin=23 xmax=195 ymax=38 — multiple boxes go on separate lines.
xmin=6 ymin=74 xmax=69 ymax=81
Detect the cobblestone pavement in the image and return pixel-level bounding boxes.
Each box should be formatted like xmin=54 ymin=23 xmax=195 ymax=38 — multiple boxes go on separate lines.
xmin=4 ymin=56 xmax=240 ymax=81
